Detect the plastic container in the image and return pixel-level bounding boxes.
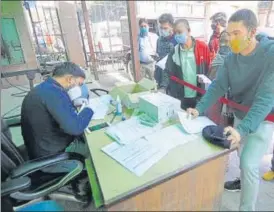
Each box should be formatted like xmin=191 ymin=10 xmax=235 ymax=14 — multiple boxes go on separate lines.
xmin=116 ymin=95 xmax=122 ymax=115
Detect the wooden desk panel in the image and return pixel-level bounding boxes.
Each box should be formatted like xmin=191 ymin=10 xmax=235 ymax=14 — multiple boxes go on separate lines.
xmin=106 ymin=155 xmax=227 ymax=211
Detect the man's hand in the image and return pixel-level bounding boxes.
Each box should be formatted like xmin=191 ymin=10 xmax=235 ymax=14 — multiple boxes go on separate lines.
xmin=186 ymin=108 xmax=199 ymax=119
xmin=224 ymin=126 xmax=241 ymax=148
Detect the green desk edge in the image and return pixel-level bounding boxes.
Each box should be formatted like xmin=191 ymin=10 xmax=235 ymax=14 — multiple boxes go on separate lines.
xmin=85 ymin=158 xmax=104 ymax=208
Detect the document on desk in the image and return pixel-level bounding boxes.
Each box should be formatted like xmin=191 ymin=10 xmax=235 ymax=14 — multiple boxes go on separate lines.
xmin=102 ymin=125 xmax=199 ymax=176
xmin=89 ymin=96 xmax=110 ymax=120
xmin=102 ymin=138 xmax=167 ymax=176
xmin=105 ymin=117 xmax=161 ymax=145
xmin=146 ymin=125 xmax=199 ymax=151
xmin=178 ymin=111 xmax=216 ymax=134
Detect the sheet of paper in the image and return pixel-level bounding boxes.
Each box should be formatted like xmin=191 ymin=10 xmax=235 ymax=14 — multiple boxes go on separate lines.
xmin=102 ymin=125 xmax=199 ymax=176
xmin=89 ymin=96 xmax=110 ymax=120
xmin=105 ymin=116 xmax=161 ymax=145
xmin=178 ymin=111 xmax=216 ymax=134
xmin=145 ymin=125 xmax=199 ymax=151
xmin=197 ymin=74 xmax=212 ymax=90
xmin=102 ymin=138 xmax=167 ymax=176
xmin=155 ymin=55 xmax=168 ymax=70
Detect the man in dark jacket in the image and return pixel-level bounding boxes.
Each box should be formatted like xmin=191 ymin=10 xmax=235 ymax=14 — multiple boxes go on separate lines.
xmin=208 ymin=12 xmax=227 ymax=61
xmin=162 ymin=19 xmax=211 ymax=109
xmin=21 ymin=62 xmax=94 ymax=160
xmin=155 ymin=13 xmax=177 ymax=89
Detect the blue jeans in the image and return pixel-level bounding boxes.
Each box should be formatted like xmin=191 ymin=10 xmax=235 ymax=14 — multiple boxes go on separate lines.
xmin=234 ymin=117 xmax=274 ymax=211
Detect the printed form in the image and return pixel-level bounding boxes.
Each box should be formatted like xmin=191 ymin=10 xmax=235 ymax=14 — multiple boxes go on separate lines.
xmin=102 ymin=125 xmax=199 ymax=176
xmin=177 ymin=111 xmax=216 ymax=134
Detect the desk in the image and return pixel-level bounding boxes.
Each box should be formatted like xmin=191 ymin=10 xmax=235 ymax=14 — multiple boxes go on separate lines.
xmin=85 ymin=110 xmax=233 ymax=211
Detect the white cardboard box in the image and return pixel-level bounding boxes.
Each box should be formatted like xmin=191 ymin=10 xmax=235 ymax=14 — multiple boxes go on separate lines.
xmin=139 ymin=92 xmax=181 ymax=123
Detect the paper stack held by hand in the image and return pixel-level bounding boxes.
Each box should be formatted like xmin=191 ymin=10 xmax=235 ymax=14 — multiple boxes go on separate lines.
xmin=177 ymin=111 xmax=216 ymax=134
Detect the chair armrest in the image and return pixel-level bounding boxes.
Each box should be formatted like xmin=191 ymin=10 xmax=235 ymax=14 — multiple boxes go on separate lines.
xmin=90 ymin=88 xmax=109 ymax=96
xmin=10 ymin=152 xmax=85 ymax=179
xmin=1 ymin=177 xmax=31 ymax=197
xmin=5 ymin=116 xmax=21 ymax=127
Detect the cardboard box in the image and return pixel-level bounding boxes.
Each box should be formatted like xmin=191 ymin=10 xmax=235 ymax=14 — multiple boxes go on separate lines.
xmin=109 ymin=78 xmax=155 ymax=109
xmin=139 ymin=92 xmax=181 ymax=123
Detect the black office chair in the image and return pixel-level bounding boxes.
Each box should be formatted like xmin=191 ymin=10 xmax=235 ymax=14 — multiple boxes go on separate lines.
xmin=89 ymin=88 xmax=109 ymax=97
xmin=1 ymin=118 xmax=91 ymax=208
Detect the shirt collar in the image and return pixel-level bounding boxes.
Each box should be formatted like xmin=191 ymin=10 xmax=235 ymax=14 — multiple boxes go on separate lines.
xmin=47 ymin=77 xmax=65 ymax=91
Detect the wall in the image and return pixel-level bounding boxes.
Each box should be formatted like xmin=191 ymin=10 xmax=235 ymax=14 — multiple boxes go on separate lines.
xmin=56 ymin=1 xmax=86 ymax=68
xmin=1 ymin=1 xmax=39 ymax=88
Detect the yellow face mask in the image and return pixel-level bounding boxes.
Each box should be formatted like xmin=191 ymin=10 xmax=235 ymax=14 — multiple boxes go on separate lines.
xmin=229 ymin=35 xmax=251 ymax=54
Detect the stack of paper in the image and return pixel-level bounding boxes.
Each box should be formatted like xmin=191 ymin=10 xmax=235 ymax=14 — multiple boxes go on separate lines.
xmin=105 ymin=117 xmax=161 ymax=145
xmin=102 ymin=125 xmax=199 ymax=176
xmin=177 ymin=111 xmax=216 ymax=134
xmin=89 ymin=95 xmax=112 ymax=120
xmin=155 ymin=55 xmax=168 ymax=70
xmin=102 ymin=138 xmax=167 ymax=176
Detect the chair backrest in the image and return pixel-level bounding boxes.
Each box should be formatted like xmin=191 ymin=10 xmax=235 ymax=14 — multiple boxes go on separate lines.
xmin=1 ymin=119 xmax=25 ymax=181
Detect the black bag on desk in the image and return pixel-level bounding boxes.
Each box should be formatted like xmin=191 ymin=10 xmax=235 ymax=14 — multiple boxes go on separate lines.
xmin=202 ymin=125 xmax=231 ymax=149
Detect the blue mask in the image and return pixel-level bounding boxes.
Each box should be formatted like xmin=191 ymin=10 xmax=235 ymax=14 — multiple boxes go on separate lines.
xmin=160 ymin=29 xmax=171 ymax=38
xmin=175 ymin=33 xmax=188 ymax=45
xmin=140 ymin=27 xmax=148 ymax=37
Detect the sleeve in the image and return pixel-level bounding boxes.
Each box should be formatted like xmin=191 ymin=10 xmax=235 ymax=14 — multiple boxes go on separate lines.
xmin=195 ymin=57 xmax=229 ymax=114
xmin=236 ymin=60 xmax=274 ymax=137
xmin=45 ymin=91 xmax=94 ymax=136
xmin=204 ymin=44 xmax=212 ymax=76
xmin=156 ymin=38 xmax=160 ymax=55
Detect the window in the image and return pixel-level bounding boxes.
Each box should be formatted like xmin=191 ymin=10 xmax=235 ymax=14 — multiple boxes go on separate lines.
xmin=1 ymin=18 xmax=25 ymax=66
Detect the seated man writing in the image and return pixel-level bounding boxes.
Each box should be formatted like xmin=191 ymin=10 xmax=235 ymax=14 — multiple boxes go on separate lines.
xmin=21 ymin=62 xmax=94 ymax=160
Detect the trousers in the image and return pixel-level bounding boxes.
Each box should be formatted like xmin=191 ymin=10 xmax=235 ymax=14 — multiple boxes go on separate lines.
xmin=42 ymin=139 xmax=89 ymax=173
xmin=234 ymin=117 xmax=274 ymax=211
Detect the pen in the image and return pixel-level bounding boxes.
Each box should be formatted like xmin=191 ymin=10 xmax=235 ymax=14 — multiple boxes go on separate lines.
xmin=110 ymin=113 xmax=117 ymax=124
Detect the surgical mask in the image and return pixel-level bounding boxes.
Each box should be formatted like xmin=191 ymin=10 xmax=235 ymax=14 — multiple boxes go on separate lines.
xmin=175 ymin=33 xmax=188 ymax=45
xmin=229 ymin=35 xmax=251 ymax=54
xmin=67 ymin=85 xmax=82 ymax=101
xmin=140 ymin=27 xmax=148 ymax=37
xmin=160 ymin=29 xmax=171 ymax=38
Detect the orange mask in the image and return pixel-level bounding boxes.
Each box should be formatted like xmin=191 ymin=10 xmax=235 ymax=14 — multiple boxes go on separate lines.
xmin=229 ymin=36 xmax=251 ymax=54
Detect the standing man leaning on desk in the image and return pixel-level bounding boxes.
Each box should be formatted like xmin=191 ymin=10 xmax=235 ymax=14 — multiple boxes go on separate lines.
xmin=162 ymin=18 xmax=211 ymax=109
xmin=21 ymin=62 xmax=94 ymax=160
xmin=187 ymin=9 xmax=274 ymax=211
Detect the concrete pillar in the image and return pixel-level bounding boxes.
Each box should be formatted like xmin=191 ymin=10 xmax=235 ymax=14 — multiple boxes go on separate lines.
xmin=56 ymin=1 xmax=86 ymax=68
xmin=127 ymin=1 xmax=141 ymax=82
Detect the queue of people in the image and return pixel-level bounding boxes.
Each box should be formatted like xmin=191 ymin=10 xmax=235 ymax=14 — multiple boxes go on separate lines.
xmin=18 ymin=8 xmax=273 ymax=212
xmin=138 ymin=9 xmax=274 ymax=211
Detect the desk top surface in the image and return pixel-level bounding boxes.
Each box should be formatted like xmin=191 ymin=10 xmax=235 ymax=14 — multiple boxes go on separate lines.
xmin=85 ymin=110 xmax=230 ymax=206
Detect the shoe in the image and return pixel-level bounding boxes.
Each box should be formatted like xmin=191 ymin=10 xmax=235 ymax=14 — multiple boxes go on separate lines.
xmin=262 ymin=170 xmax=274 ymax=181
xmin=224 ymin=178 xmax=241 ymax=192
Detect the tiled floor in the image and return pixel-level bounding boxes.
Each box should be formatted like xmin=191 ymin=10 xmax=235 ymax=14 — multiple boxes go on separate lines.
xmin=2 ymin=70 xmax=274 ymax=211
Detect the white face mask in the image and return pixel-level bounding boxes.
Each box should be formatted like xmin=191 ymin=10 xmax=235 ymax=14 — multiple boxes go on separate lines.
xmin=67 ymin=86 xmax=82 ymax=101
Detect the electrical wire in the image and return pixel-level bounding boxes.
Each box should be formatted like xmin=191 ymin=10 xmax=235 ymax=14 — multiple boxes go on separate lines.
xmin=2 ymin=78 xmax=29 ymax=119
